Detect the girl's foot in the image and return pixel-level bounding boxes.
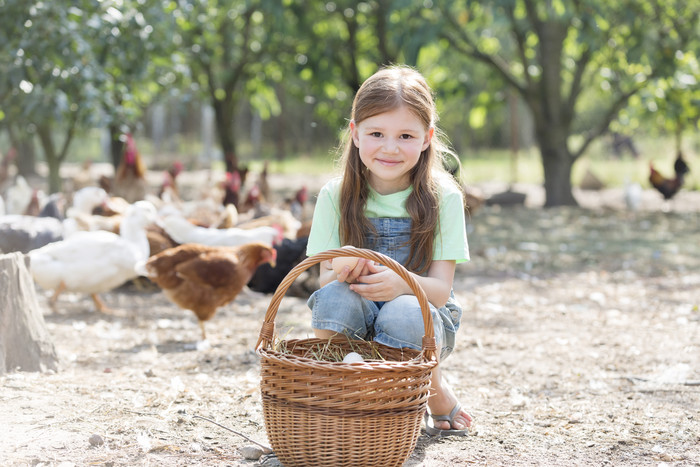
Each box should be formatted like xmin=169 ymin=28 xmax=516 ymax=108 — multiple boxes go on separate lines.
xmin=427 ymin=377 xmax=472 ymax=431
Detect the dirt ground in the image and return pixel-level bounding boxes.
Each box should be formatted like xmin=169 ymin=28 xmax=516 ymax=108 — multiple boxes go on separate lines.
xmin=1 ymin=176 xmax=699 ymax=466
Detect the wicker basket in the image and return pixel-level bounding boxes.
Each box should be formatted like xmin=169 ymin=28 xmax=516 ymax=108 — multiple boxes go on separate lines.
xmin=256 ymin=248 xmax=438 ymax=467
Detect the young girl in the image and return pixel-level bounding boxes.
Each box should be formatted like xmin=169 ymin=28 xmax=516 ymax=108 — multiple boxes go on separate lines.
xmin=306 ymin=65 xmax=473 ymax=435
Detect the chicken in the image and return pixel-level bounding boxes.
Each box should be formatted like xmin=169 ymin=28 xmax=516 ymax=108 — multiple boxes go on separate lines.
xmin=239 ymin=183 xmax=265 ymax=215
xmin=235 ymin=207 xmax=301 ymax=240
xmin=113 ymin=133 xmax=148 ymax=203
xmin=159 ymin=212 xmax=282 ymax=247
xmin=287 ymin=185 xmax=309 ymax=221
xmin=145 ymin=224 xmax=179 ymax=256
xmin=158 ymin=161 xmax=184 ymax=201
xmin=248 ymin=236 xmax=311 ymax=295
xmin=221 ymin=171 xmax=242 ymax=208
xmin=4 ymin=175 xmax=34 ymax=215
xmin=649 ymin=151 xmax=690 ymax=200
xmin=0 ymin=189 xmax=104 ymax=254
xmin=23 ymin=189 xmax=42 ymax=216
xmin=0 ymin=216 xmax=64 ymax=254
xmin=28 ymin=200 xmax=157 ymax=312
xmin=62 ymin=186 xmax=116 ymax=236
xmin=624 ymin=180 xmax=643 ymax=211
xmin=71 ymin=160 xmax=96 ymax=191
xmin=258 ymin=160 xmax=271 ymax=201
xmin=138 ymin=242 xmax=276 ymax=340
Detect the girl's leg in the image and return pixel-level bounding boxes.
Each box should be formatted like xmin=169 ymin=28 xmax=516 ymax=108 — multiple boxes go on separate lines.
xmin=308 ymin=280 xmax=377 ymax=339
xmin=374 ymin=295 xmax=472 ymax=430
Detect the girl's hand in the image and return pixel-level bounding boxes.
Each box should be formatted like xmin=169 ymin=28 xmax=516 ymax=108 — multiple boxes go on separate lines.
xmin=335 ymin=258 xmax=373 ymax=284
xmin=349 ymin=262 xmax=411 ymax=301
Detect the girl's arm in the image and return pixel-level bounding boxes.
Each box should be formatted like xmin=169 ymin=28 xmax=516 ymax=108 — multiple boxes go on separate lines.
xmin=350 ymin=259 xmax=455 ymax=308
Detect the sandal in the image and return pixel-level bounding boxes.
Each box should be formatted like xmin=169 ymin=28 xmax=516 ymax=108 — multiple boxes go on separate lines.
xmin=424 ymin=403 xmax=470 ymax=437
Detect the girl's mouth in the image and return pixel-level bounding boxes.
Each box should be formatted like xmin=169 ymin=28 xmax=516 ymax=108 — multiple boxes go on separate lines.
xmin=376 ymin=158 xmax=402 ymax=167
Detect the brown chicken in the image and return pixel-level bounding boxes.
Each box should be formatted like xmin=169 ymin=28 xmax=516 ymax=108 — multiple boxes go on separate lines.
xmin=140 ymin=242 xmax=276 ymax=341
xmin=649 ymin=151 xmax=690 ymax=200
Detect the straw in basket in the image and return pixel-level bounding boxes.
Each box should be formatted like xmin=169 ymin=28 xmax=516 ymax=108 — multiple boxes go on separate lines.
xmin=256 ymin=248 xmax=438 ymax=467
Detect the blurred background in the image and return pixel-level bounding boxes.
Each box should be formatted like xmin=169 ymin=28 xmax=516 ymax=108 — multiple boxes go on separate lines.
xmin=0 ymin=0 xmax=698 ymax=206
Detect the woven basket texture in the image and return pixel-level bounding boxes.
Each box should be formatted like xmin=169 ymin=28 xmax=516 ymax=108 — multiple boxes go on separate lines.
xmin=257 ymin=248 xmax=438 ymax=467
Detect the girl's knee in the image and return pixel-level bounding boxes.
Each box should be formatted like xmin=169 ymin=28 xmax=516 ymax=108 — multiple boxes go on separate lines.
xmin=374 ymin=296 xmax=426 ymax=348
xmin=308 ymin=281 xmax=369 ymax=337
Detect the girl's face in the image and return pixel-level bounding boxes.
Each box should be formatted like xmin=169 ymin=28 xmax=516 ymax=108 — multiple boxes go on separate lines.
xmin=351 ymin=106 xmax=433 ymax=195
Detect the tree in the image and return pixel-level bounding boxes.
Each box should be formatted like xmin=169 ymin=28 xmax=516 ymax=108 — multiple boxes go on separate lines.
xmin=167 ymin=0 xmax=293 ymax=173
xmin=435 ymin=0 xmax=699 ymax=206
xmin=289 ymin=1 xmax=439 ymax=130
xmin=0 ymin=1 xmax=172 ymax=192
xmin=89 ymin=1 xmax=178 ymax=168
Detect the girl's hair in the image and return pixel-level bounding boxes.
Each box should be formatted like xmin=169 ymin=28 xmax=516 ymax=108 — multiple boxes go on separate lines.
xmin=338 ymin=65 xmax=462 ymax=273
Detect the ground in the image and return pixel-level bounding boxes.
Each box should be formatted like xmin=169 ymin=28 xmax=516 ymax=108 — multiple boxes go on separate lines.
xmin=1 ymin=175 xmax=699 ymax=466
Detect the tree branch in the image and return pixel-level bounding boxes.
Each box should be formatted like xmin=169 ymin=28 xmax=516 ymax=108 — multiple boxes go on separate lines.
xmin=573 ymin=83 xmax=646 ymax=159
xmin=438 ymin=5 xmax=524 ymax=93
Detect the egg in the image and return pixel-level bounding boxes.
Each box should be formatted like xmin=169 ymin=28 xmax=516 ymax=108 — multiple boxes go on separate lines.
xmin=342 ymin=352 xmax=364 ymax=363
xmin=331 ymin=246 xmax=359 ymax=275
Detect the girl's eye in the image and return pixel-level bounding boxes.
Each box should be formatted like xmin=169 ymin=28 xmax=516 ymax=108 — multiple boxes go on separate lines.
xmin=400 ymin=134 xmax=414 ymax=140
xmin=370 ymin=132 xmax=382 ymax=138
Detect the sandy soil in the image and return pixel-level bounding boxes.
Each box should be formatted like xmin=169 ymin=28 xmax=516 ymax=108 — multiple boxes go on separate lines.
xmin=1 ymin=176 xmax=699 ymax=466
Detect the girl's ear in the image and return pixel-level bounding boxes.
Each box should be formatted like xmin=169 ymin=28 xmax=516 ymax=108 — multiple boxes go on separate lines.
xmin=422 ymin=127 xmax=434 ymax=151
xmin=350 ymin=120 xmax=359 ymax=147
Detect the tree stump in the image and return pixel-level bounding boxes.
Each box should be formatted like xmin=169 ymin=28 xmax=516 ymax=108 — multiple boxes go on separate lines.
xmin=0 ymin=252 xmax=58 ymax=374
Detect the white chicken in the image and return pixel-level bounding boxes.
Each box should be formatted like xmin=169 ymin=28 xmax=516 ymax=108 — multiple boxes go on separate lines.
xmin=28 ymin=200 xmax=158 ymax=312
xmin=62 ymin=186 xmax=114 ymax=236
xmin=0 ymin=187 xmax=114 ymax=254
xmin=4 ymin=175 xmax=35 ymax=215
xmin=159 ymin=213 xmax=282 ymax=247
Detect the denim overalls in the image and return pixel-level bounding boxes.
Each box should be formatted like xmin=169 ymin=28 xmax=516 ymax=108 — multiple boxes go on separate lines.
xmin=307 ymin=217 xmax=463 ymax=360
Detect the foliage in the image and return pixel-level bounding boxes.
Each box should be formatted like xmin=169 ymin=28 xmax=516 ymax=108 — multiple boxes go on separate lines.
xmin=432 ymin=0 xmax=699 ymax=206
xmin=166 ymin=0 xmax=298 ymax=172
xmin=0 ymin=0 xmax=174 ymax=191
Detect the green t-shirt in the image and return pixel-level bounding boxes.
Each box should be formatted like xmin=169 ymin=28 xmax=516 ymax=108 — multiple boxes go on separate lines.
xmin=306 ymin=174 xmax=470 ymax=263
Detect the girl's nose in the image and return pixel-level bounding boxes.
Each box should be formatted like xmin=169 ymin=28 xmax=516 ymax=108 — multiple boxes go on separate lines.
xmin=384 ymin=139 xmax=399 ymax=153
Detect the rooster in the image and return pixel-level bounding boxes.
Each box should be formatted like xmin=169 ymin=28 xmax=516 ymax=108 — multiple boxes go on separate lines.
xmin=222 ymin=171 xmax=241 ymax=208
xmin=138 ymin=242 xmax=276 ymax=341
xmin=113 ymin=133 xmax=148 ymax=203
xmin=649 ymin=151 xmax=690 ymax=200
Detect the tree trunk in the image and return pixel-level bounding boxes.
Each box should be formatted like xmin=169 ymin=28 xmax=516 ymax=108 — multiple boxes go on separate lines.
xmin=539 ymin=144 xmax=577 ymax=207
xmin=35 ymin=124 xmax=62 ymax=193
xmin=8 ymin=126 xmax=37 ymax=177
xmin=214 ymin=104 xmax=238 ymax=173
xmin=528 ymin=84 xmax=578 ymax=207
xmin=0 ymin=252 xmax=59 ymax=375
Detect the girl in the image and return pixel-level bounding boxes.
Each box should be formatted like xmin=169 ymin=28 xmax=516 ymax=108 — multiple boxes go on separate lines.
xmin=306 ymin=65 xmax=473 ymax=435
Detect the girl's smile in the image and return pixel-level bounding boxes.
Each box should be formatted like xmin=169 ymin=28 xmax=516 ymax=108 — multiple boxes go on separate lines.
xmin=351 ymin=106 xmax=433 ymax=195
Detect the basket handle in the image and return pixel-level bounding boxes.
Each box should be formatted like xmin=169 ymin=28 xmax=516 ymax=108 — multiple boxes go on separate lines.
xmin=256 ymin=247 xmax=437 ymax=361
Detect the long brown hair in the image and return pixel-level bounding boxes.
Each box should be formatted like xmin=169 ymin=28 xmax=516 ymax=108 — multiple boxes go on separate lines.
xmin=338 ymin=65 xmax=461 ymax=273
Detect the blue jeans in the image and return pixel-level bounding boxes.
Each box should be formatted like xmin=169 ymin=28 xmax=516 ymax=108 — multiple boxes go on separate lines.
xmin=307 ymin=218 xmax=463 ymax=360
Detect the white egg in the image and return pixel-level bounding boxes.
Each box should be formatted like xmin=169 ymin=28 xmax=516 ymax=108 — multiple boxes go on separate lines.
xmin=342 ymin=352 xmax=364 ymax=363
